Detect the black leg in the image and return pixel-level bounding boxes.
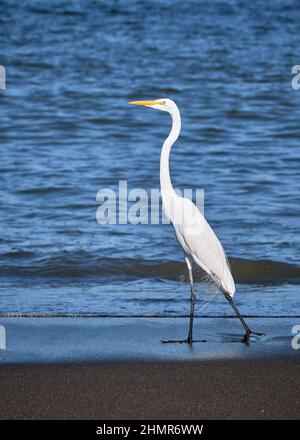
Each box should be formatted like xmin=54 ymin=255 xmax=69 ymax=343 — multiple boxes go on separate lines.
xmin=224 ymin=291 xmax=265 ymax=344
xmin=186 ymin=258 xmax=196 ymax=344
xmin=161 ymin=257 xmax=206 ymax=344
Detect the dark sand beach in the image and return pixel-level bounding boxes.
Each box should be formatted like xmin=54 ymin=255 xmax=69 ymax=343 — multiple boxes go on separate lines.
xmin=0 ymin=358 xmax=299 ymax=420
xmin=0 ymin=317 xmax=299 ymax=419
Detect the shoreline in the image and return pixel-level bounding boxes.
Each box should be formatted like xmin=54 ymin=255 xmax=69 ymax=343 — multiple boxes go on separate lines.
xmin=0 ymin=317 xmax=299 ymax=419
xmin=0 ymin=316 xmax=298 ymax=364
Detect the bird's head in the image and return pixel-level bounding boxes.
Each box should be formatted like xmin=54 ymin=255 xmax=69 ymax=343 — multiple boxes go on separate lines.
xmin=129 ymin=98 xmax=174 ymax=113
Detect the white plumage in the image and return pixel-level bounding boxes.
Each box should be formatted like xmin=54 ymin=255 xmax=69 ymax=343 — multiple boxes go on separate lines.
xmin=172 ymin=197 xmax=235 ymax=296
xmin=130 ymin=98 xmax=264 ymax=344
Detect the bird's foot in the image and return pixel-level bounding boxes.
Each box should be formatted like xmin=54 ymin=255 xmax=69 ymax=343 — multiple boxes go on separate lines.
xmin=161 ymin=338 xmax=207 ymax=345
xmin=242 ymin=330 xmax=265 ymax=344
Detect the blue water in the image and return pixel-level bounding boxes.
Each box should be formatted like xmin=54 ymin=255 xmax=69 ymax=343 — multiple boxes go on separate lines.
xmin=0 ymin=0 xmax=299 ymax=316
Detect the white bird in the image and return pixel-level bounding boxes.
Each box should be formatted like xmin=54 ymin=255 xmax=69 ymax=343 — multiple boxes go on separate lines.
xmin=129 ymin=99 xmax=264 ymax=344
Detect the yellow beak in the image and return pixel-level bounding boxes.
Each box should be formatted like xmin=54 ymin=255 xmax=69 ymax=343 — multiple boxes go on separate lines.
xmin=129 ymin=100 xmax=162 ymax=106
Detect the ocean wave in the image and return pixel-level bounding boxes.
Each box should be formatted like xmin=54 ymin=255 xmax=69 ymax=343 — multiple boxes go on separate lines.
xmin=0 ymin=251 xmax=299 ymax=286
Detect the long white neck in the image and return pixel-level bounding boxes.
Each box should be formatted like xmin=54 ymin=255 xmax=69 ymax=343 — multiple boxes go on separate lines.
xmin=160 ymin=104 xmax=181 ymax=209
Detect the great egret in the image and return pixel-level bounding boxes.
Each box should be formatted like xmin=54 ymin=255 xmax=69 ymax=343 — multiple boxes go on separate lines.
xmin=129 ymin=98 xmax=264 ymax=344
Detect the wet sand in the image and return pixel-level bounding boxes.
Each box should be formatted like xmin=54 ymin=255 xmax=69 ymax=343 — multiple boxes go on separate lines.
xmin=0 ymin=317 xmax=299 ymax=419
